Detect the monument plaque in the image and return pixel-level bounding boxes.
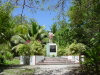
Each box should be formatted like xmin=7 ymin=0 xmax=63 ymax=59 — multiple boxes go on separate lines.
xmin=50 ymin=45 xmax=56 ymax=52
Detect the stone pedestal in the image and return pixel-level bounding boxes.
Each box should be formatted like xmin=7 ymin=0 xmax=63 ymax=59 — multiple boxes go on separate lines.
xmin=46 ymin=43 xmax=57 ymax=57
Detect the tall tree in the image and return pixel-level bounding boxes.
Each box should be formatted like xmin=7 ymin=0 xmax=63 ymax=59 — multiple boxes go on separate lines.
xmin=0 ymin=3 xmax=14 ymax=43
xmin=68 ymin=0 xmax=100 ymax=74
xmin=68 ymin=0 xmax=100 ymax=46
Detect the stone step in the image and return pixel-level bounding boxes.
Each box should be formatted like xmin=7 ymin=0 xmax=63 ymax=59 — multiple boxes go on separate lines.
xmin=43 ymin=60 xmax=66 ymax=63
xmin=45 ymin=57 xmax=67 ymax=59
xmin=37 ymin=62 xmax=71 ymax=65
xmin=37 ymin=61 xmax=74 ymax=65
xmin=37 ymin=57 xmax=76 ymax=65
xmin=44 ymin=58 xmax=68 ymax=61
xmin=44 ymin=59 xmax=67 ymax=61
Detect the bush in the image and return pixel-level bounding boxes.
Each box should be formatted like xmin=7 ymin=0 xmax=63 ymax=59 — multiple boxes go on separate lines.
xmin=82 ymin=45 xmax=100 ymax=74
xmin=0 ymin=43 xmax=13 ymax=63
xmin=15 ymin=41 xmax=45 ymax=56
xmin=68 ymin=42 xmax=86 ymax=55
xmin=30 ymin=41 xmax=44 ymax=55
xmin=57 ymin=47 xmax=66 ymax=56
xmin=57 ymin=47 xmax=71 ymax=56
xmin=16 ymin=44 xmax=30 ymax=56
xmin=4 ymin=58 xmax=20 ymax=65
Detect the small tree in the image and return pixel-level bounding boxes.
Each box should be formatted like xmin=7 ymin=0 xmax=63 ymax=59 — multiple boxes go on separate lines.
xmin=16 ymin=44 xmax=30 ymax=56
xmin=68 ymin=43 xmax=86 ymax=55
xmin=30 ymin=41 xmax=44 ymax=55
xmin=68 ymin=42 xmax=86 ymax=65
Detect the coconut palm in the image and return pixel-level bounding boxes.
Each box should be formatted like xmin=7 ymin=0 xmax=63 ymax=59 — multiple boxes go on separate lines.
xmin=11 ymin=21 xmax=48 ymax=45
xmin=11 ymin=24 xmax=29 ymax=44
xmin=29 ymin=21 xmax=47 ymax=41
xmin=11 ymin=21 xmax=47 ymax=57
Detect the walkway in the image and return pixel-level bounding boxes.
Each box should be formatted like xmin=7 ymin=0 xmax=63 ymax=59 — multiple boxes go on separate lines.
xmin=0 ymin=64 xmax=79 ymax=75
xmin=33 ymin=64 xmax=79 ymax=75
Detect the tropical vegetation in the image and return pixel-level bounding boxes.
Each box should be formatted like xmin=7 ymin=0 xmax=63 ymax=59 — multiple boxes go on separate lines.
xmin=0 ymin=0 xmax=100 ymax=74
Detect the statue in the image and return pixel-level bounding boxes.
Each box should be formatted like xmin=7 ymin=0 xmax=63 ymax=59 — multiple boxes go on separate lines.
xmin=49 ymin=32 xmax=54 ymax=43
xmin=46 ymin=32 xmax=57 ymax=57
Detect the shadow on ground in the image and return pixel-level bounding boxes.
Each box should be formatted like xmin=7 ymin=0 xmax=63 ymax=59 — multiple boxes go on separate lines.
xmin=0 ymin=64 xmax=35 ymax=75
xmin=0 ymin=64 xmax=26 ymax=73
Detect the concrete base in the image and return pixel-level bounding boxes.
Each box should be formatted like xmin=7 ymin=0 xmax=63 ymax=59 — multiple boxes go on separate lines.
xmin=46 ymin=43 xmax=57 ymax=57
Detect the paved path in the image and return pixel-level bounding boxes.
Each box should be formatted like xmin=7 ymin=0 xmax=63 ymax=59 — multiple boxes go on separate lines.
xmin=34 ymin=64 xmax=79 ymax=75
xmin=0 ymin=64 xmax=79 ymax=75
xmin=20 ymin=64 xmax=79 ymax=75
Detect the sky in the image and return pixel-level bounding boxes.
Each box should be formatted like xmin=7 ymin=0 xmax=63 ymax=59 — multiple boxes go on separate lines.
xmin=12 ymin=0 xmax=72 ymax=30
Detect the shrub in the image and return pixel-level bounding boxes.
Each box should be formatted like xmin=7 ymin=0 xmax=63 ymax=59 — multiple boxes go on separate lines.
xmin=30 ymin=41 xmax=44 ymax=55
xmin=68 ymin=42 xmax=86 ymax=55
xmin=5 ymin=58 xmax=20 ymax=65
xmin=52 ymin=54 xmax=55 ymax=57
xmin=15 ymin=41 xmax=45 ymax=56
xmin=0 ymin=43 xmax=13 ymax=63
xmin=57 ymin=47 xmax=71 ymax=56
xmin=16 ymin=44 xmax=30 ymax=56
xmin=57 ymin=47 xmax=66 ymax=56
xmin=82 ymin=45 xmax=100 ymax=74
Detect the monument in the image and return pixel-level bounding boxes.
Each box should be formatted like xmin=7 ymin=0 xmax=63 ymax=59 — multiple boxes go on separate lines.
xmin=46 ymin=32 xmax=57 ymax=57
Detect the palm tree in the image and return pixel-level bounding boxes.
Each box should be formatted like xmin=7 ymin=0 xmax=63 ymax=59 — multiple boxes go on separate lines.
xmin=11 ymin=24 xmax=29 ymax=44
xmin=28 ymin=21 xmax=47 ymax=42
xmin=51 ymin=23 xmax=57 ymax=34
xmin=11 ymin=21 xmax=48 ymax=45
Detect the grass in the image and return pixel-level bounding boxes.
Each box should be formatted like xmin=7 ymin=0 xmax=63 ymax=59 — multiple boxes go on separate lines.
xmin=4 ymin=58 xmax=20 ymax=65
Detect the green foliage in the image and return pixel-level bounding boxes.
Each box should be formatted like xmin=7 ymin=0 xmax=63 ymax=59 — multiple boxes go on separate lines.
xmin=52 ymin=21 xmax=73 ymax=46
xmin=57 ymin=47 xmax=67 ymax=56
xmin=16 ymin=44 xmax=30 ymax=56
xmin=68 ymin=0 xmax=100 ymax=74
xmin=30 ymin=41 xmax=44 ymax=55
xmin=58 ymin=46 xmax=72 ymax=56
xmin=55 ymin=27 xmax=68 ymax=46
xmin=0 ymin=42 xmax=13 ymax=63
xmin=29 ymin=21 xmax=47 ymax=41
xmin=11 ymin=21 xmax=47 ymax=56
xmin=52 ymin=54 xmax=55 ymax=57
xmin=51 ymin=23 xmax=57 ymax=34
xmin=14 ymin=25 xmax=28 ymax=35
xmin=68 ymin=42 xmax=86 ymax=55
xmin=31 ymin=22 xmax=39 ymax=36
xmin=0 ymin=3 xmax=14 ymax=64
xmin=68 ymin=0 xmax=100 ymax=47
xmin=82 ymin=45 xmax=100 ymax=74
xmin=11 ymin=35 xmax=26 ymax=44
xmin=41 ymin=37 xmax=49 ymax=44
xmin=12 ymin=16 xmax=29 ymax=25
xmin=15 ymin=40 xmax=45 ymax=56
xmin=4 ymin=58 xmax=20 ymax=65
xmin=0 ymin=3 xmax=13 ymax=43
